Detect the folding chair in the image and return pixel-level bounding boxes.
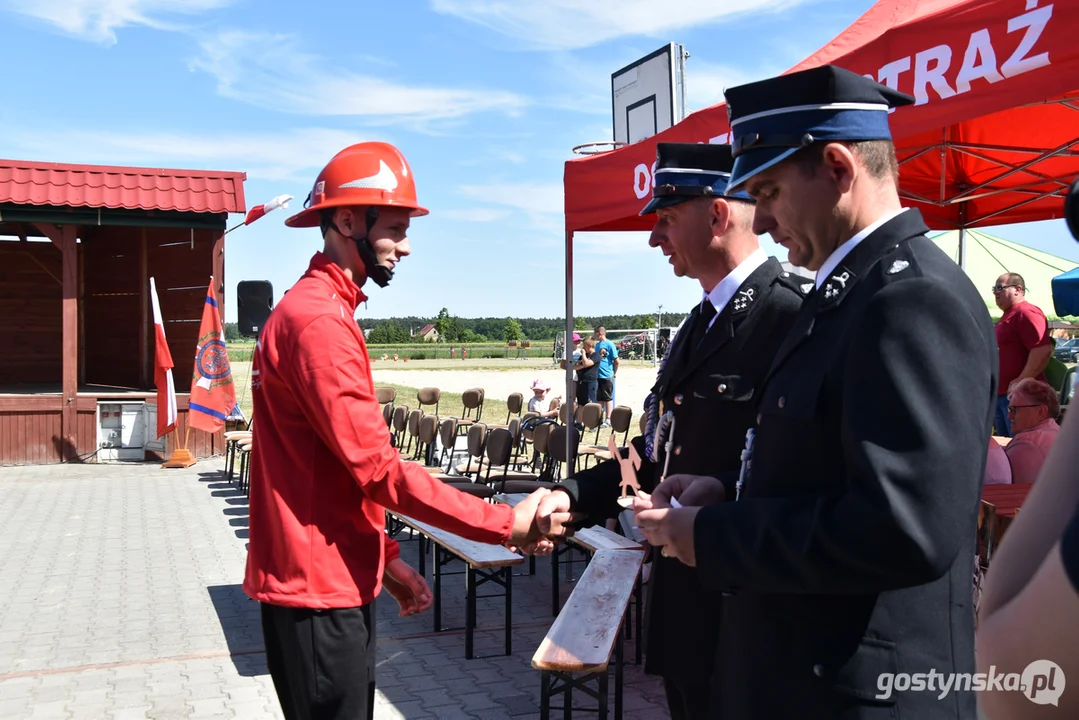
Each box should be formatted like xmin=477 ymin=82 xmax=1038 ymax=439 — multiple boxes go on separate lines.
xmin=437 ymin=417 xmax=461 ymax=472
xmin=391 ymin=405 xmax=409 ymax=448
xmin=417 ymin=387 xmax=441 ymax=416
xmin=453 ymin=388 xmax=485 ymax=437
xmin=576 ymin=403 xmax=605 ymax=469
xmin=481 ymin=428 xmax=560 ymax=493
xmin=454 ymin=422 xmax=490 ymax=477
xmin=504 ymin=392 xmax=524 ymax=423
xmin=405 ymin=409 xmax=424 ymax=457
xmin=546 ymin=424 xmax=581 ymax=479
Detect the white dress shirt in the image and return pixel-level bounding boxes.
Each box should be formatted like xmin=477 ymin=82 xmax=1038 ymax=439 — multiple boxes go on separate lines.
xmin=700 ymin=247 xmax=769 ymax=330
xmin=815 ymin=208 xmax=907 ymax=289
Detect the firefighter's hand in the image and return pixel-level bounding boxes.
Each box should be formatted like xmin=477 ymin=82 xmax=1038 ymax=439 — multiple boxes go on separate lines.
xmin=535 ymin=489 xmax=586 ymax=541
xmin=383 ymin=558 xmax=433 ymax=617
xmin=650 ymin=474 xmax=726 ymax=509
xmin=507 ymin=489 xmax=555 ymax=555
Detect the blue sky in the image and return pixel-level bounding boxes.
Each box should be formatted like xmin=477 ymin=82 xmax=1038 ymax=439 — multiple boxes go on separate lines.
xmin=2 ymin=0 xmax=1076 ymax=323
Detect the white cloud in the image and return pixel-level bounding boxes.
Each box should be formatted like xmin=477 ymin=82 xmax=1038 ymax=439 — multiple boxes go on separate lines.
xmin=457 ymin=182 xmax=566 ymax=234
xmin=431 ymin=0 xmax=810 ymax=50
xmin=4 ymin=0 xmax=231 ymax=44
xmin=684 ymin=61 xmax=779 ymax=113
xmin=189 ymin=31 xmax=529 ymax=126
xmin=458 ymin=183 xmax=564 ymax=216
xmin=1 ymin=124 xmax=364 ymax=182
xmin=575 ymin=232 xmax=654 ymax=256
xmin=440 ymin=208 xmax=512 ymax=222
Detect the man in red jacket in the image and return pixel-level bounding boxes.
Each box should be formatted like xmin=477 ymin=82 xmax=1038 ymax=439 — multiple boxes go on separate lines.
xmin=244 ymin=142 xmax=551 ymax=720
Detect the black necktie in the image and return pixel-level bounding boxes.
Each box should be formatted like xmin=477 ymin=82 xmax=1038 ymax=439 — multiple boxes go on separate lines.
xmin=688 ymin=299 xmax=717 ymax=351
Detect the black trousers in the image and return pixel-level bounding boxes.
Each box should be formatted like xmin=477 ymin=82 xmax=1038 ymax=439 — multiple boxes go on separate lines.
xmin=662 ymin=675 xmax=712 ymax=720
xmin=260 ymin=602 xmax=376 ymax=720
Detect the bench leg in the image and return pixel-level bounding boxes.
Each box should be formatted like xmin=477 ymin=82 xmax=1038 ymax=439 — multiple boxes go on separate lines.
xmin=504 ymin=567 xmax=512 ymax=656
xmin=433 ymin=542 xmax=443 ymax=634
xmin=552 ymin=545 xmax=560 ymax=617
xmin=598 ymin=662 xmax=608 ymax=720
xmin=225 ymin=441 xmax=236 ymax=483
xmin=615 ymin=624 xmax=624 ymax=720
xmin=564 ymin=672 xmax=573 ymax=720
xmin=634 ymin=574 xmax=643 ymax=666
xmin=466 ymin=564 xmax=476 ymax=660
xmin=540 ymin=671 xmax=551 ymax=720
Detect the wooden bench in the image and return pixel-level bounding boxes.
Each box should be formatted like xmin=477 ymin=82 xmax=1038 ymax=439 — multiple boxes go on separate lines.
xmin=493 ymin=493 xmax=646 ymax=664
xmin=533 ymin=548 xmax=645 ymax=720
xmin=390 ymin=513 xmax=524 ymax=659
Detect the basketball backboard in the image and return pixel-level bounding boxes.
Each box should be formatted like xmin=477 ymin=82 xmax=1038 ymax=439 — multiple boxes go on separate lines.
xmin=612 ymin=43 xmax=687 ymax=146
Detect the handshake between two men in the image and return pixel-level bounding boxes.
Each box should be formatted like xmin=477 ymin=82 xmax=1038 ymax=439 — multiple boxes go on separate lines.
xmin=508 ymin=474 xmax=728 ymax=564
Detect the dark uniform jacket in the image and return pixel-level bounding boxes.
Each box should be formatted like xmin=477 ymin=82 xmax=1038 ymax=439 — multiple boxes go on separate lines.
xmin=561 ymin=256 xmax=806 ymax=683
xmin=695 ymin=210 xmax=998 ymax=719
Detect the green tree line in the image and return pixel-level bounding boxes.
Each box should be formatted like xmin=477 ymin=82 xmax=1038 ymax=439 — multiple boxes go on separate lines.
xmin=225 ymin=310 xmax=664 ymax=345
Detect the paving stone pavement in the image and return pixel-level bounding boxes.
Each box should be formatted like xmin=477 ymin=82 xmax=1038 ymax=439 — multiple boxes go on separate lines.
xmin=0 ymin=459 xmax=669 ymax=719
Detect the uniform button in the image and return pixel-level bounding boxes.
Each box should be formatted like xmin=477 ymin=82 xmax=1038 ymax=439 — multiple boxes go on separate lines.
xmin=674 ymin=446 xmax=682 ymax=456
xmin=778 ymin=396 xmax=786 ymax=409
xmin=674 ymin=394 xmax=683 ymax=405
xmin=813 ymin=664 xmax=825 ymax=678
xmin=782 ymin=272 xmax=790 ymax=277
xmin=718 ymin=383 xmax=728 ymax=393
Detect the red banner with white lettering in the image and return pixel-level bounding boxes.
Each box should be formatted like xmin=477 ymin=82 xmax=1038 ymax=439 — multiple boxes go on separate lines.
xmin=564 ymin=0 xmax=1079 ymax=233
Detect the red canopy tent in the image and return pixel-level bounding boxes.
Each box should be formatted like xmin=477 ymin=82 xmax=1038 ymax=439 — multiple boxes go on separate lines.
xmin=556 ymin=0 xmax=1079 ymax=437
xmin=564 ymin=0 xmax=1079 ymax=233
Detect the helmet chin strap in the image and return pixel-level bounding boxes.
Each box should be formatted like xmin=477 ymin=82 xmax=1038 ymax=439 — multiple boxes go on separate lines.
xmin=333 ymin=207 xmax=394 ymax=288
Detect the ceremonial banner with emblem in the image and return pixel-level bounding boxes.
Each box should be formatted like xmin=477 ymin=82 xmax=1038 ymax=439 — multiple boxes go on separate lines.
xmin=149 ymin=277 xmax=177 ymax=439
xmin=188 ymin=278 xmax=237 ymax=434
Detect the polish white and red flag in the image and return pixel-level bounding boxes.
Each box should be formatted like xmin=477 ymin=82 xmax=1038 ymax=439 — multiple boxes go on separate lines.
xmin=149 ymin=277 xmax=178 ymax=438
xmin=243 ymin=194 xmax=293 ymax=226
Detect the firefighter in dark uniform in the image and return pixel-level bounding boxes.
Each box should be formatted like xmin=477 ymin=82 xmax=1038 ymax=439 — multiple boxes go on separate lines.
xmin=537 ymin=142 xmax=807 ymax=719
xmin=635 ymin=65 xmax=998 ymax=719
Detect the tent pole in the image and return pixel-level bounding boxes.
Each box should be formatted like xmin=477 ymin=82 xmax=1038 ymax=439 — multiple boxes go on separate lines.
xmin=958 ymin=204 xmax=968 ymax=271
xmin=564 ymin=229 xmax=575 ymax=475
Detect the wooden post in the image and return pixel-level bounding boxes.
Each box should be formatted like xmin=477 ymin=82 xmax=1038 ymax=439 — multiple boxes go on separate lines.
xmin=61 ymin=225 xmax=79 ymax=460
xmin=213 ymin=228 xmax=225 ymax=324
xmin=78 ymin=235 xmax=86 ymax=387
xmin=139 ymin=228 xmax=149 ymax=389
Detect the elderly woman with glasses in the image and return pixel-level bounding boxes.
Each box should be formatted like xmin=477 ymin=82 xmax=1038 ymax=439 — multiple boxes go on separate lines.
xmin=1004 ymin=378 xmax=1061 ymax=485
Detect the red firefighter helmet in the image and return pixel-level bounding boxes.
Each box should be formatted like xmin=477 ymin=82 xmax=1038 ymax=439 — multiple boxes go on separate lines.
xmin=285 ymin=142 xmax=429 ymax=228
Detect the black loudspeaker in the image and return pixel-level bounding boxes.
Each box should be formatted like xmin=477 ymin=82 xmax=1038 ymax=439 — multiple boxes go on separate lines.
xmin=659 ymin=328 xmax=671 ymax=339
xmin=237 ymin=281 xmax=274 ymax=337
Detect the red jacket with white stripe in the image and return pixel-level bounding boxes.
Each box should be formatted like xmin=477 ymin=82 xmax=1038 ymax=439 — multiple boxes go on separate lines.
xmin=243 ymin=253 xmax=513 ymax=609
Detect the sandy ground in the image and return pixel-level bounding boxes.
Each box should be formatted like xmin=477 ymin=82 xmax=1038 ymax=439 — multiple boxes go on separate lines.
xmin=370 ymin=364 xmax=659 ymax=413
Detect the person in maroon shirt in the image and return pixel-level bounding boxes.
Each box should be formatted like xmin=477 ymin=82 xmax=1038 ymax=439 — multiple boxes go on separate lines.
xmin=244 ymin=142 xmax=552 ymax=720
xmin=993 ymin=272 xmax=1052 ymax=436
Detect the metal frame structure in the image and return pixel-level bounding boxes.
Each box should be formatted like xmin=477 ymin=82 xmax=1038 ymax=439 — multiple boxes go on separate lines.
xmin=540 ymin=629 xmax=625 ymax=720
xmin=896 ymin=94 xmax=1079 ymax=267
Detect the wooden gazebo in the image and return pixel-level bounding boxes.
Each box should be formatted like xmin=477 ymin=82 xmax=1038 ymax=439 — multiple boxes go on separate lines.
xmin=0 ymin=159 xmax=246 ymax=464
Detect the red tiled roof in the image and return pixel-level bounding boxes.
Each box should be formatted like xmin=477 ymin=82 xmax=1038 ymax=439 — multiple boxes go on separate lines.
xmin=418 ymin=324 xmax=437 ymax=335
xmin=0 ymin=159 xmax=247 ymax=214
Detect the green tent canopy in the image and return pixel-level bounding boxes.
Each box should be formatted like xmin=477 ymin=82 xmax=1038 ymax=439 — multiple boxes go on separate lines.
xmin=930 ymin=229 xmax=1079 ymax=321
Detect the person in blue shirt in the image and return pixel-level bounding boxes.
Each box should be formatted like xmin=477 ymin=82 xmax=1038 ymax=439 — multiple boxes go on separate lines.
xmin=592 ymin=326 xmax=619 ymax=426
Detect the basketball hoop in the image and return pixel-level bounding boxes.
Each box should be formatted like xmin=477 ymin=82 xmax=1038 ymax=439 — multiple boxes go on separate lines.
xmin=572 ymin=141 xmax=626 ymax=156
